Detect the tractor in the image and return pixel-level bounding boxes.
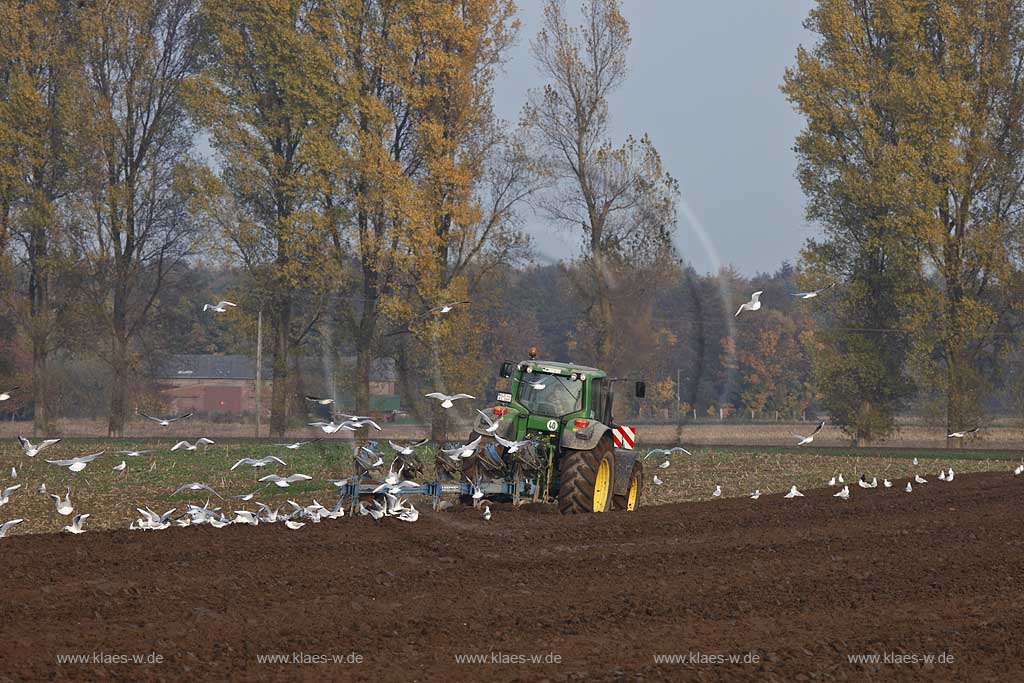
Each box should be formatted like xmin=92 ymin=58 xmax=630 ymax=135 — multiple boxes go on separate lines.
xmin=441 ymin=355 xmax=647 ymax=514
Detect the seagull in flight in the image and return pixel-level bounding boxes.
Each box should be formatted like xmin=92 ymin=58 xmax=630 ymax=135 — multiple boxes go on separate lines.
xmin=341 ymin=417 xmax=382 ymax=431
xmin=18 ymin=435 xmax=61 ymax=457
xmin=274 ymin=439 xmax=321 ymax=450
xmin=203 ymin=300 xmax=237 ymax=313
xmin=230 ymin=456 xmax=286 ymax=471
xmin=50 ymin=489 xmax=73 ymax=515
xmin=46 ymin=451 xmax=103 ymax=473
xmin=658 ymin=460 xmax=671 ymax=469
xmin=947 ymin=427 xmax=980 ymax=439
xmin=304 ymin=395 xmax=334 ymax=406
xmin=307 ymin=421 xmax=352 ymax=434
xmin=430 ymin=301 xmax=469 ymax=314
xmin=442 ymin=436 xmax=482 ymax=460
xmin=259 ymin=473 xmax=312 ymax=488
xmin=172 ymin=482 xmax=223 ymax=498
xmin=0 ymin=518 xmax=23 ymax=538
xmin=117 ymin=449 xmax=154 ymax=457
xmin=735 ymin=291 xmax=763 ymax=317
xmin=139 ymin=411 xmax=193 ymax=426
xmin=388 ymin=439 xmax=428 ymax=456
xmin=425 ymin=392 xmax=475 ymax=409
xmin=494 ymin=435 xmax=532 ymax=454
xmin=476 ymin=410 xmax=503 ymax=434
xmin=643 ymin=446 xmax=692 ymax=461
xmin=0 ymin=484 xmax=21 ymax=507
xmin=63 ymin=513 xmax=90 ymax=534
xmin=784 ymin=485 xmax=804 ymax=498
xmin=171 ymin=438 xmax=214 ymax=451
xmin=233 ymin=488 xmax=264 ymax=501
xmin=794 ymin=421 xmax=826 ymax=446
xmin=792 ymin=282 xmax=836 ymax=299
xmin=0 ymin=387 xmax=17 ymax=401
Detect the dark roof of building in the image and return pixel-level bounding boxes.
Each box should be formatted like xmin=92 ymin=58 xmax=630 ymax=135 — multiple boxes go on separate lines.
xmin=156 ymin=355 xmax=398 ymax=382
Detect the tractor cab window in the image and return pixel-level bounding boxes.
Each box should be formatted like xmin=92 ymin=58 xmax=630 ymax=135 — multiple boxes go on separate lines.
xmin=516 ymin=372 xmax=583 ymax=417
xmin=591 ymin=378 xmax=611 ymax=423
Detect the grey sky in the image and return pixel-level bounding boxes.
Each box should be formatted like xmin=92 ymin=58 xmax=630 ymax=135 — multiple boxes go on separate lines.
xmin=493 ymin=0 xmax=818 ymax=275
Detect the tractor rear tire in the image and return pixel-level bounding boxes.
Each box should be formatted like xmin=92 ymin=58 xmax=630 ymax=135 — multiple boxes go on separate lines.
xmin=613 ymin=461 xmax=643 ymax=512
xmin=557 ymin=437 xmax=615 ymax=514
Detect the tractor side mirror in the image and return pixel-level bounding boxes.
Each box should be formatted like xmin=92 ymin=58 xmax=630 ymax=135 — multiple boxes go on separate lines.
xmin=635 ymin=381 xmax=646 ymax=398
xmin=499 ymin=361 xmax=513 ymax=379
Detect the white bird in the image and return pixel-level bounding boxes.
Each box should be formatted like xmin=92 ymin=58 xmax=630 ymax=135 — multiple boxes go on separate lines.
xmin=37 ymin=483 xmax=46 ymax=495
xmin=0 ymin=484 xmax=21 ymax=507
xmin=905 ymin=482 xmax=913 ymax=493
xmin=834 ymin=485 xmax=850 ymax=500
xmin=0 ymin=518 xmax=23 ymax=538
xmin=442 ymin=436 xmax=482 ymax=460
xmin=793 ymin=421 xmax=826 ymax=446
xmin=912 ymin=457 xmax=919 ymax=466
xmin=0 ymin=387 xmax=17 ymax=401
xmin=792 ymin=282 xmax=836 ymax=299
xmin=339 ymin=417 xmax=382 ymax=431
xmin=838 ymin=473 xmax=845 ymax=484
xmin=430 ymin=301 xmax=469 ymax=314
xmin=259 ymin=473 xmax=312 ymax=488
xmin=50 ymin=489 xmax=73 ymax=515
xmin=359 ymin=502 xmax=384 ymax=520
xmin=784 ymin=485 xmax=804 ymax=498
xmin=652 ymin=475 xmax=664 ymax=486
xmin=388 ymin=439 xmax=428 ymax=456
xmin=482 ymin=505 xmax=491 ymax=521
xmin=828 ymin=476 xmax=836 ymax=486
xmin=117 ymin=450 xmax=154 ymax=457
xmin=10 ymin=467 xmax=15 ymax=479
xmin=63 ymin=513 xmax=90 ymax=534
xmin=171 ymin=438 xmax=214 ymax=451
xmin=735 ymin=290 xmax=763 ymax=317
xmin=324 ymin=498 xmax=345 ymax=520
xmin=938 ymin=470 xmax=947 ymax=481
xmin=230 ymin=456 xmax=286 ymax=471
xmin=658 ymin=460 xmax=671 ymax=470
xmin=138 ymin=411 xmax=193 ymax=426
xmin=232 ymin=510 xmax=258 ymax=526
xmin=46 ymin=451 xmax=103 ymax=473
xmin=304 ymin=395 xmax=334 ymax=406
xmin=494 ymin=434 xmax=532 ymax=453
xmin=172 ymin=482 xmax=223 ymax=498
xmin=883 ymin=479 xmax=892 ymax=488
xmin=947 ymin=468 xmax=955 ymax=481
xmin=274 ymin=439 xmax=321 ymax=450
xmin=643 ymin=446 xmax=692 ymax=461
xmin=203 ymin=300 xmax=237 ymax=313
xmin=857 ymin=475 xmax=873 ymax=489
xmin=712 ymin=484 xmax=722 ymax=498
xmin=233 ymin=488 xmax=263 ymax=501
xmin=425 ymin=392 xmax=475 ymax=409
xmin=1014 ymin=464 xmax=1023 ymax=476
xmin=914 ymin=474 xmax=927 ymax=484
xmin=209 ymin=516 xmax=232 ymax=529
xmin=947 ymin=427 xmax=980 ymax=439
xmin=750 ymin=489 xmax=761 ymax=499
xmin=112 ymin=461 xmax=127 ymax=472
xmin=285 ymin=519 xmax=305 ymax=530
xmin=476 ymin=410 xmax=503 ymax=434
xmin=307 ymin=421 xmax=352 ymax=434
xmin=255 ymin=502 xmax=282 ymax=523
xmin=18 ymin=435 xmax=61 ymax=457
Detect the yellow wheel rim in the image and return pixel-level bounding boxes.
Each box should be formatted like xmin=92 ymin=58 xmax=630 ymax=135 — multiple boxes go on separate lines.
xmin=626 ymin=476 xmax=639 ymax=511
xmin=594 ymin=459 xmax=611 ymax=512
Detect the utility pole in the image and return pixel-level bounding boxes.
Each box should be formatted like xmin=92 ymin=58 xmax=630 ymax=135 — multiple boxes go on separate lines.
xmin=255 ymin=306 xmax=263 ymax=438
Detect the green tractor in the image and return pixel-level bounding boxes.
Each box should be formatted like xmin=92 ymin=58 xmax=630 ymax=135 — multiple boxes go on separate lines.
xmin=442 ymin=355 xmax=646 ymax=514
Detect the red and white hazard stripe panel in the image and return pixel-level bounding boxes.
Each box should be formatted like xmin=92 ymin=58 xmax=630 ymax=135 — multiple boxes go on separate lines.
xmin=612 ymin=425 xmax=636 ymax=449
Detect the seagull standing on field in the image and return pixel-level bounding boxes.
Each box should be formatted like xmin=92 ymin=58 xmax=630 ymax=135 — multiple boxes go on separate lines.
xmin=905 ymin=482 xmax=913 ymax=493
xmin=652 ymin=475 xmax=664 ymax=486
xmin=10 ymin=467 xmax=15 ymax=479
xmin=425 ymin=392 xmax=475 ymax=409
xmin=482 ymin=505 xmax=491 ymax=521
xmin=0 ymin=387 xmax=17 ymax=401
xmin=1014 ymin=464 xmax=1023 ymax=476
xmin=947 ymin=467 xmax=955 ymax=481
xmin=750 ymin=489 xmax=761 ymax=499
xmin=735 ymin=291 xmax=763 ymax=317
xmin=63 ymin=513 xmax=90 ymax=534
xmin=203 ymin=300 xmax=237 ymax=313
xmin=794 ymin=421 xmax=826 ymax=446
xmin=834 ymin=485 xmax=850 ymax=500
xmin=938 ymin=470 xmax=947 ymax=481
xmin=792 ymin=283 xmax=836 ymax=299
xmin=784 ymin=485 xmax=804 ymax=498
xmin=712 ymin=485 xmax=722 ymax=498
xmin=112 ymin=461 xmax=127 ymax=473
xmin=914 ymin=474 xmax=927 ymax=484
xmin=883 ymin=479 xmax=892 ymax=488
xmin=18 ymin=435 xmax=61 ymax=457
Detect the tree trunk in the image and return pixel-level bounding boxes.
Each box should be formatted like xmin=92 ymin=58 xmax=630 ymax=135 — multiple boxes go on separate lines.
xmin=108 ymin=339 xmax=128 ymax=437
xmin=592 ymin=249 xmax=614 ymax=369
xmin=31 ymin=344 xmax=48 ymax=435
xmin=269 ymin=296 xmax=292 ymax=437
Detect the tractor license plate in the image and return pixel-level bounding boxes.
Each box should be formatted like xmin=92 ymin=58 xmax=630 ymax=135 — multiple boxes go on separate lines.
xmin=496 ymin=392 xmax=512 ymax=403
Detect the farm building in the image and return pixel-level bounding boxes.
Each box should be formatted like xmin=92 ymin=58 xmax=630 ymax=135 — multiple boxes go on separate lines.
xmin=156 ymin=354 xmax=400 ymax=417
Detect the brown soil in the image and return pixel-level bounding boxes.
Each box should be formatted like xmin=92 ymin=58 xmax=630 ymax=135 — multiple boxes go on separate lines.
xmin=1 ymin=472 xmax=1022 ymax=682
